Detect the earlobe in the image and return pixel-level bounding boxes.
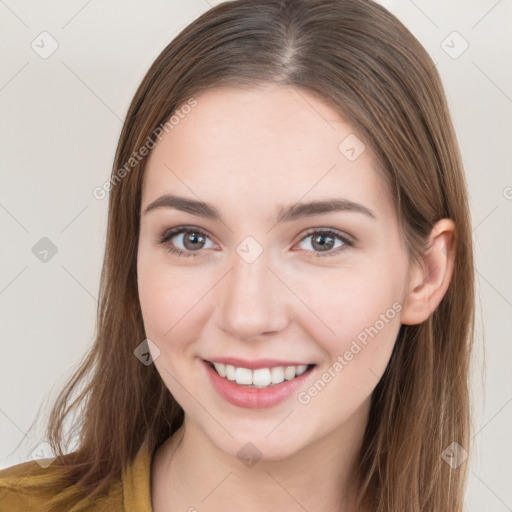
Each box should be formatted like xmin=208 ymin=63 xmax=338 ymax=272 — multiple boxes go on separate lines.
xmin=401 ymin=219 xmax=457 ymax=326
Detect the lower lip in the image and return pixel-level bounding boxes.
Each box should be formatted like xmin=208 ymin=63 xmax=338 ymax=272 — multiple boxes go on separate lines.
xmin=203 ymin=360 xmax=315 ymax=409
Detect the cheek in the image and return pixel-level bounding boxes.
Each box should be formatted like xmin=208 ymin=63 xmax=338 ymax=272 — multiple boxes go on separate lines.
xmin=298 ymin=264 xmax=403 ymax=340
xmin=292 ymin=256 xmax=406 ymax=391
xmin=137 ymin=255 xmax=212 ymax=355
xmin=137 ymin=264 xmax=205 ymax=399
xmin=295 ymin=275 xmax=403 ymax=414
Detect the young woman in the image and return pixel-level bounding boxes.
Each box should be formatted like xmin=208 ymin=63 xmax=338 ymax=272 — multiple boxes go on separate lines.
xmin=0 ymin=0 xmax=475 ymax=511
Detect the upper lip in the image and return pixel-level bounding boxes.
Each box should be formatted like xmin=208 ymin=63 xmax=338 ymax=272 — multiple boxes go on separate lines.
xmin=203 ymin=357 xmax=314 ymax=370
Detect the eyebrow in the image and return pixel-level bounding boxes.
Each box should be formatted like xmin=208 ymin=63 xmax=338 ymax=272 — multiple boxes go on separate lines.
xmin=143 ymin=194 xmax=376 ymax=222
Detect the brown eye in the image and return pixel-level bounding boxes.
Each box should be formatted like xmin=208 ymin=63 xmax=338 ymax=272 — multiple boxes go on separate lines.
xmin=157 ymin=227 xmax=214 ymax=258
xmin=180 ymin=231 xmax=207 ymax=251
xmin=296 ymin=229 xmax=354 ymax=257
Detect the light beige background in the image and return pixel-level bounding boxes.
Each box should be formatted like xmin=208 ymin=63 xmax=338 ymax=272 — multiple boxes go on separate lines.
xmin=1 ymin=0 xmax=511 ymax=510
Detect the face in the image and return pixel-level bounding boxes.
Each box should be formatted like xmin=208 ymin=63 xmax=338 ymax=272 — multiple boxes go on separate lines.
xmin=137 ymin=84 xmax=412 ymax=460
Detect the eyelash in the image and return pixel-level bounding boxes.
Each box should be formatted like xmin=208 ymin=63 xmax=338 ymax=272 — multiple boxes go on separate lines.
xmin=156 ymin=225 xmax=354 ymax=259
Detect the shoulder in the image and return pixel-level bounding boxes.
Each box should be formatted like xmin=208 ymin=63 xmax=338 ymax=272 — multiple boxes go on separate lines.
xmin=0 ymin=455 xmax=124 ymax=512
xmin=0 ymin=456 xmax=68 ymax=511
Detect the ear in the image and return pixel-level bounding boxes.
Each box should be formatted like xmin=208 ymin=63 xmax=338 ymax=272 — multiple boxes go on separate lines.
xmin=401 ymin=218 xmax=457 ymax=326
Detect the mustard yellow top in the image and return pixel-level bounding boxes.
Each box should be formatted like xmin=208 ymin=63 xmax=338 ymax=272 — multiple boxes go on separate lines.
xmin=0 ymin=443 xmax=153 ymax=512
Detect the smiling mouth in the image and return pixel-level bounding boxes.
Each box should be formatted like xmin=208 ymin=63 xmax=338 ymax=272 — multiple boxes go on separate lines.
xmin=205 ymin=360 xmax=316 ymax=388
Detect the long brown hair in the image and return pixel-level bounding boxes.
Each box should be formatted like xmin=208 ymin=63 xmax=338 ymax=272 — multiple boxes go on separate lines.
xmin=30 ymin=0 xmax=475 ymax=510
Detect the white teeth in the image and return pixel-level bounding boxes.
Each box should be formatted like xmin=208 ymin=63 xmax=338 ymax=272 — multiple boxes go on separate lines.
xmin=253 ymin=368 xmax=271 ymax=386
xmin=210 ymin=362 xmax=311 ymax=387
xmin=284 ymin=366 xmax=296 ymax=380
xmin=213 ymin=362 xmax=226 ymax=377
xmin=296 ymin=364 xmax=308 ymax=376
xmin=225 ymin=364 xmax=236 ymax=380
xmin=270 ymin=366 xmax=285 ymax=384
xmin=235 ymin=367 xmax=253 ymax=385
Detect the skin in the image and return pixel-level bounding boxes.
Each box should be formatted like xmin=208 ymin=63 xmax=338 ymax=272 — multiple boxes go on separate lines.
xmin=137 ymin=84 xmax=456 ymax=512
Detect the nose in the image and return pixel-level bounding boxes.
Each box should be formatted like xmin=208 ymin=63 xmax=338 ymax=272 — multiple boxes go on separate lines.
xmin=215 ymin=246 xmax=290 ymax=341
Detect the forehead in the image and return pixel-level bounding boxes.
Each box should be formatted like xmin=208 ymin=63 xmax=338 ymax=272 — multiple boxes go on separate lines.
xmin=141 ymin=85 xmax=395 ymax=222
